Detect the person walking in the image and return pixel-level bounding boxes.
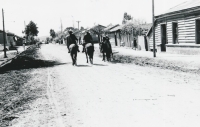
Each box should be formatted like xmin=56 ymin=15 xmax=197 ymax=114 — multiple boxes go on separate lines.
xmin=103 ymin=34 xmax=112 ymax=53
xmin=66 ymin=30 xmax=80 ymax=53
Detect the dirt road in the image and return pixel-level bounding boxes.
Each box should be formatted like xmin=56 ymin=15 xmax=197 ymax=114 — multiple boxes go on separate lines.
xmin=11 ymin=44 xmax=200 ymax=127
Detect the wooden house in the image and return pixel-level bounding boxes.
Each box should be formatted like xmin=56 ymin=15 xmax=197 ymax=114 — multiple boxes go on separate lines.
xmin=109 ymin=24 xmax=125 ymax=46
xmin=104 ymin=24 xmax=120 ymax=46
xmin=109 ymin=23 xmax=151 ymax=49
xmin=147 ymin=0 xmax=200 ymax=54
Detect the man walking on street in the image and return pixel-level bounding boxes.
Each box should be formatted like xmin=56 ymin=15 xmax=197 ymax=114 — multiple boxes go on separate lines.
xmin=82 ymin=31 xmax=93 ymax=53
xmin=66 ymin=30 xmax=80 ymax=53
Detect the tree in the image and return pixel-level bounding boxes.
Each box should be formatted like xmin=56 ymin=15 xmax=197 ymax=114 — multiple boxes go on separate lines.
xmin=25 ymin=21 xmax=39 ymax=36
xmin=80 ymin=26 xmax=84 ymax=30
xmin=64 ymin=27 xmax=78 ymax=33
xmin=24 ymin=21 xmax=39 ymax=44
xmin=122 ymin=12 xmax=132 ymax=24
xmin=90 ymin=25 xmax=105 ymax=42
xmin=46 ymin=37 xmax=50 ymax=43
xmin=50 ymin=29 xmax=56 ymax=38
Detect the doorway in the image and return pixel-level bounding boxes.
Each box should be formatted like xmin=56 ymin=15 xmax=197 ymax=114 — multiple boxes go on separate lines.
xmin=161 ymin=24 xmax=167 ymax=51
xmin=196 ymin=19 xmax=200 ymax=44
xmin=172 ymin=22 xmax=178 ymax=44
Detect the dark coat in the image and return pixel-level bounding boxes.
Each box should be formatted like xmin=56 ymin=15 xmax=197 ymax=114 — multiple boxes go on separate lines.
xmin=66 ymin=34 xmax=78 ymax=48
xmin=83 ymin=33 xmax=93 ymax=45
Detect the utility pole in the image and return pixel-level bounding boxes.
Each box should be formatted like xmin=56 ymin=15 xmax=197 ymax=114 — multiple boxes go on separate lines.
xmin=2 ymin=9 xmax=7 ymax=58
xmin=23 ymin=21 xmax=26 ymax=51
xmin=77 ymin=21 xmax=80 ymax=30
xmin=71 ymin=15 xmax=74 ymax=28
xmin=152 ymin=0 xmax=156 ymax=57
xmin=60 ymin=19 xmax=63 ymax=33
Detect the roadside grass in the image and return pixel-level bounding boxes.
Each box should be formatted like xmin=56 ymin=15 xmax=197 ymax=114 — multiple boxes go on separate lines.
xmin=0 ymin=45 xmax=61 ymax=126
xmin=95 ymin=46 xmax=200 ymax=74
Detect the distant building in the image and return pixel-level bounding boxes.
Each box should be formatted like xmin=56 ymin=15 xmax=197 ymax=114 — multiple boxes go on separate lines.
xmin=0 ymin=30 xmax=24 ymax=51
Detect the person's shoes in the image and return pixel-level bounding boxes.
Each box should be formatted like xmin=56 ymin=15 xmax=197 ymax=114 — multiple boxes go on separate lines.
xmin=68 ymin=51 xmax=70 ymax=53
xmin=77 ymin=49 xmax=80 ymax=52
xmin=82 ymin=50 xmax=85 ymax=53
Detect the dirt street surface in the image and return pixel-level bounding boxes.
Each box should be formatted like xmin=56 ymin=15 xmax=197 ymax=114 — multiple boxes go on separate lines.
xmin=10 ymin=44 xmax=200 ymax=127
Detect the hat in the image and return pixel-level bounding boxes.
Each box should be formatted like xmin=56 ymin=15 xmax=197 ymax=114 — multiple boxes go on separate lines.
xmin=68 ymin=29 xmax=73 ymax=34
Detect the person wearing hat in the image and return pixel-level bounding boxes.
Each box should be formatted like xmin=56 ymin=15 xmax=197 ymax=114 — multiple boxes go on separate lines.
xmin=102 ymin=34 xmax=112 ymax=53
xmin=66 ymin=30 xmax=80 ymax=53
xmin=82 ymin=31 xmax=93 ymax=53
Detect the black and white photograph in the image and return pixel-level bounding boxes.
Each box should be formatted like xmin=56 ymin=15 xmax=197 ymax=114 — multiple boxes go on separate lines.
xmin=0 ymin=0 xmax=200 ymax=126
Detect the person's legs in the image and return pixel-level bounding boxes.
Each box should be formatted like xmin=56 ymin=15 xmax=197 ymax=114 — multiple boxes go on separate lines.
xmin=75 ymin=44 xmax=80 ymax=52
xmin=67 ymin=47 xmax=70 ymax=53
xmin=67 ymin=44 xmax=70 ymax=53
xmin=82 ymin=43 xmax=86 ymax=52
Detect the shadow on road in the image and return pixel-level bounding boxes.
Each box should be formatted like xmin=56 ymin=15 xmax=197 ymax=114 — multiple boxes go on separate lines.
xmin=0 ymin=57 xmax=67 ymax=74
xmin=76 ymin=64 xmax=91 ymax=67
xmin=92 ymin=63 xmax=107 ymax=66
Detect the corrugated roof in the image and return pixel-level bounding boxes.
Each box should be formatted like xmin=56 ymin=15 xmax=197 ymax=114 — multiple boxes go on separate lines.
xmin=159 ymin=0 xmax=200 ymax=15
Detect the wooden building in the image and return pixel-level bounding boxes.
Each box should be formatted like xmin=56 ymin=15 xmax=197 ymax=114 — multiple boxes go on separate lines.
xmin=0 ymin=29 xmax=25 ymax=51
xmin=109 ymin=24 xmax=125 ymax=46
xmin=109 ymin=23 xmax=151 ymax=48
xmin=147 ymin=0 xmax=200 ymax=54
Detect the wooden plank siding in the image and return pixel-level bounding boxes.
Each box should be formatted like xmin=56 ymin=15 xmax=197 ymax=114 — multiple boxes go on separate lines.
xmin=149 ymin=24 xmax=161 ymax=49
xmin=148 ymin=14 xmax=200 ymax=50
xmin=178 ymin=18 xmax=195 ymax=43
xmin=167 ymin=21 xmax=174 ymax=44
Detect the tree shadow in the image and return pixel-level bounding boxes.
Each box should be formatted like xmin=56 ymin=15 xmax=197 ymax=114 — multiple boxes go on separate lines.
xmin=0 ymin=57 xmax=67 ymax=74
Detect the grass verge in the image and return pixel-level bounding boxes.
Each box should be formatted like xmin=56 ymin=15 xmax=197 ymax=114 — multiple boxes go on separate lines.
xmin=0 ymin=45 xmax=50 ymax=126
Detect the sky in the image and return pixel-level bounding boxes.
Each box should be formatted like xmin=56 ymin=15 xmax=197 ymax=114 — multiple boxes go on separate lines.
xmin=0 ymin=0 xmax=188 ymax=37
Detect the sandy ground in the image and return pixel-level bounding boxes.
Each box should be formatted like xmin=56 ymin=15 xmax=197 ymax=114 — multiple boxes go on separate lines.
xmin=11 ymin=44 xmax=200 ymax=127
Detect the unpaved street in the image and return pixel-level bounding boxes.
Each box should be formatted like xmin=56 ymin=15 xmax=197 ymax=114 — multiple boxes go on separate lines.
xmin=12 ymin=44 xmax=200 ymax=127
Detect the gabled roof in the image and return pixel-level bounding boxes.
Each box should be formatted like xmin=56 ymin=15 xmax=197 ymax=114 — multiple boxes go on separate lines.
xmin=104 ymin=24 xmax=114 ymax=31
xmin=104 ymin=24 xmax=120 ymax=32
xmin=91 ymin=24 xmax=106 ymax=29
xmin=158 ymin=0 xmax=200 ymax=16
xmin=109 ymin=24 xmax=126 ymax=32
xmin=146 ymin=19 xmax=157 ymax=37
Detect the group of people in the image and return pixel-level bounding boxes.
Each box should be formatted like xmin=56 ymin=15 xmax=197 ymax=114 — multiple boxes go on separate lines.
xmin=65 ymin=30 xmax=112 ymax=54
xmin=65 ymin=30 xmax=93 ymax=53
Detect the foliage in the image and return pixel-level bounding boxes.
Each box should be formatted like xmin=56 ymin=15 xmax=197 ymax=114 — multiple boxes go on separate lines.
xmin=122 ymin=12 xmax=132 ymax=24
xmin=64 ymin=27 xmax=78 ymax=33
xmin=25 ymin=21 xmax=39 ymax=36
xmin=121 ymin=22 xmax=140 ymax=35
xmin=46 ymin=37 xmax=50 ymax=43
xmin=121 ymin=18 xmax=149 ymax=36
xmin=80 ymin=27 xmax=84 ymax=30
xmin=50 ymin=29 xmax=56 ymax=38
xmin=90 ymin=25 xmax=105 ymax=35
